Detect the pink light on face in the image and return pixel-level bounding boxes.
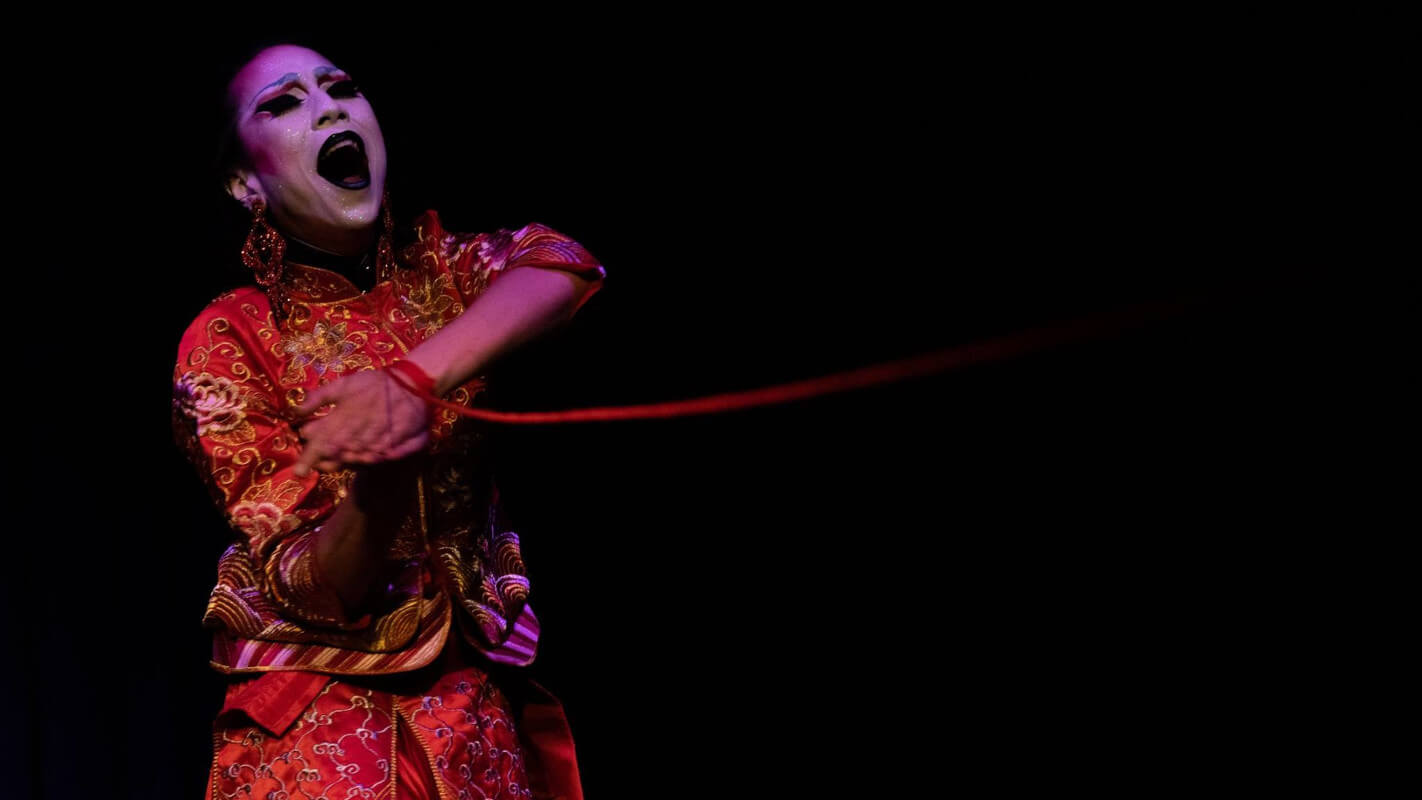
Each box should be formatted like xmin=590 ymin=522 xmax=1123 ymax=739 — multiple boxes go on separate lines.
xmin=226 ymin=45 xmax=389 ymax=256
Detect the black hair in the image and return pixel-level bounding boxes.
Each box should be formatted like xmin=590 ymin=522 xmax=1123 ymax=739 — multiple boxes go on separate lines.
xmin=206 ymin=35 xmax=394 ymax=294
xmin=211 ymin=34 xmax=365 ymax=196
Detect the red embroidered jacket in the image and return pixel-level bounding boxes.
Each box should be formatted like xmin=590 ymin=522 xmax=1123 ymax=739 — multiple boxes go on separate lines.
xmin=173 ymin=211 xmax=605 ymax=675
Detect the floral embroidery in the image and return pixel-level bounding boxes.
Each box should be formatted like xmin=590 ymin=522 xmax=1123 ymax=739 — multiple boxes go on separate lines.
xmin=399 ymin=670 xmax=531 ymax=800
xmin=174 ymin=371 xmax=256 ymax=446
xmin=318 ymin=469 xmax=355 ymax=500
xmin=241 ymin=478 xmax=305 ymax=509
xmin=213 ymin=684 xmax=397 ymax=800
xmin=441 ymin=232 xmax=472 ymax=262
xmin=230 ymin=500 xmax=302 ymax=553
xmin=400 ymin=271 xmax=458 ymax=337
xmin=278 ymin=320 xmax=373 ymax=382
xmin=177 ymin=210 xmax=594 ymax=672
xmin=477 ymin=229 xmax=514 ymax=269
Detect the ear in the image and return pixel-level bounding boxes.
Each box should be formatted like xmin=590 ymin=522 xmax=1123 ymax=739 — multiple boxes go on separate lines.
xmin=225 ymin=167 xmax=265 ymax=211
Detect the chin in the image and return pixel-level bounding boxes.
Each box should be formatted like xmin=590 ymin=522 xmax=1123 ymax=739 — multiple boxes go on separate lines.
xmin=339 ymin=199 xmax=383 ymax=228
xmin=324 ymin=183 xmax=385 ymax=228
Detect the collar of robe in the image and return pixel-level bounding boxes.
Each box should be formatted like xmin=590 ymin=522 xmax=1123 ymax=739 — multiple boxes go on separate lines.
xmin=280 ymin=235 xmax=381 ymax=301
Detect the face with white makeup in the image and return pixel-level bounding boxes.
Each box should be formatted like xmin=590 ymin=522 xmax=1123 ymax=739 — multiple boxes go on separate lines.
xmin=224 ymin=44 xmax=388 ymax=256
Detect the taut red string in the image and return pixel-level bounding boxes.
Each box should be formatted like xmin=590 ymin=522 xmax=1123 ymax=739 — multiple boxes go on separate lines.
xmin=403 ymin=300 xmax=1187 ymax=425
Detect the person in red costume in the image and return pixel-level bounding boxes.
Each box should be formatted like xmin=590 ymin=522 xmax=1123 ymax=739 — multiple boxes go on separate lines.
xmin=172 ymin=43 xmax=603 ymax=800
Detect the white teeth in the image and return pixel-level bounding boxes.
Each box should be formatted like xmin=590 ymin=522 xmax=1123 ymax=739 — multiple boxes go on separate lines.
xmin=321 ymin=138 xmax=362 ymax=161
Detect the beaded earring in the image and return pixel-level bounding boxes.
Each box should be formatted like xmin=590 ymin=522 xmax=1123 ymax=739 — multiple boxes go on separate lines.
xmin=241 ymin=198 xmax=291 ymax=320
xmin=375 ymin=189 xmax=396 ymax=282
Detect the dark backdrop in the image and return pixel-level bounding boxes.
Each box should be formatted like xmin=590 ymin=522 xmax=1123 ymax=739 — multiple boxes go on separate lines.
xmin=9 ymin=17 xmax=1337 ymax=799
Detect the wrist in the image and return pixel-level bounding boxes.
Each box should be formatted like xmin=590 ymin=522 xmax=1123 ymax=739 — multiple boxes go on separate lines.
xmin=385 ymin=358 xmax=439 ymax=403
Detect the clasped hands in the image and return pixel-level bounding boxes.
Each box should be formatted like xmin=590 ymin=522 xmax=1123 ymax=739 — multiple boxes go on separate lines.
xmin=292 ymin=367 xmax=433 ymax=477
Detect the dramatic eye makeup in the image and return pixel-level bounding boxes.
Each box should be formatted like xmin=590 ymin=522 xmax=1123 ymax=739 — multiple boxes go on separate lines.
xmin=249 ymin=68 xmax=360 ymax=118
xmin=256 ymin=94 xmax=301 ymax=115
xmin=327 ymin=79 xmax=361 ymax=98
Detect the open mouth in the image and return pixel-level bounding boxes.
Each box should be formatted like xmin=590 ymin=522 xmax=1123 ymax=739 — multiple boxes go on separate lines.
xmin=316 ymin=131 xmax=370 ymax=190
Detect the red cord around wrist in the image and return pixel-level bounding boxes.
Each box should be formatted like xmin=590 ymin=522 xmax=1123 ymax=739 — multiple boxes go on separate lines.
xmin=385 ymin=359 xmax=438 ymax=402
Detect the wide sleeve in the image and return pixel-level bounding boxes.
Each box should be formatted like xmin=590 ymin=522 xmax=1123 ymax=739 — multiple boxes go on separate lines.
xmin=172 ymin=296 xmax=370 ymax=632
xmin=417 ymin=211 xmax=606 ymax=317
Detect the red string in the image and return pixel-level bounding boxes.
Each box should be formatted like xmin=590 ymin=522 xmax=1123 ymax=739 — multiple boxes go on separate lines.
xmin=408 ymin=301 xmax=1186 ymax=425
xmin=385 ymin=359 xmax=437 ymax=397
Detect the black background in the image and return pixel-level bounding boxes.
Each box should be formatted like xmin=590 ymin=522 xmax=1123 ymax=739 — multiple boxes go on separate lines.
xmin=8 ymin=15 xmax=1343 ymax=798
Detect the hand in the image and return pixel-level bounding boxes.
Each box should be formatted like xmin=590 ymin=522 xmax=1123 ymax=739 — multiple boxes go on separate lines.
xmin=292 ymin=368 xmax=432 ymax=477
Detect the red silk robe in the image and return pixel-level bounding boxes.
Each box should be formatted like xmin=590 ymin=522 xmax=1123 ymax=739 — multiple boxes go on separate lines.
xmin=173 ymin=211 xmax=603 ymax=799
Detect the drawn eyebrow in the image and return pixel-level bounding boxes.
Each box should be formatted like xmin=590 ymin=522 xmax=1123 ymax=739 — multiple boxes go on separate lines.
xmin=249 ymin=73 xmax=301 ymax=108
xmin=248 ymin=67 xmax=347 ymax=109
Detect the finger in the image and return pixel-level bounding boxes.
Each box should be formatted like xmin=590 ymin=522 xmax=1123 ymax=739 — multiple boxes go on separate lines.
xmin=382 ymin=430 xmax=432 ymax=461
xmin=293 ymin=445 xmax=323 ymax=478
xmin=297 ymin=413 xmax=330 ymax=440
xmin=295 ymin=382 xmax=341 ymax=418
xmin=341 ymin=449 xmax=379 ymax=465
xmin=293 ymin=429 xmax=339 ymax=477
xmin=307 ymin=415 xmax=377 ymax=470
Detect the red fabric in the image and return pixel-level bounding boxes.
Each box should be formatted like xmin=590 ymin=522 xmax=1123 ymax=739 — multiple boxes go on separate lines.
xmin=396 ymin=711 xmax=441 ymax=799
xmin=174 ymin=210 xmax=603 ymax=673
xmin=216 ymin=670 xmax=332 ymax=738
xmin=180 ymin=211 xmax=600 ymax=797
xmin=518 ymin=681 xmax=584 ymax=800
xmin=209 ymin=637 xmax=581 ymax=799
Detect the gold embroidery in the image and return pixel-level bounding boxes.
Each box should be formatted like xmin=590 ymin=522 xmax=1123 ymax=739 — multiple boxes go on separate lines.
xmin=278 ymin=320 xmax=373 ymax=382
xmin=390 ymin=695 xmax=400 ymax=800
xmin=174 ymin=371 xmax=256 ymax=446
xmin=209 ymin=726 xmax=221 ymax=800
xmin=204 ymin=600 xmax=450 ymax=673
xmin=183 ymin=317 xmax=243 ymax=372
xmin=202 ymin=562 xmax=446 ymax=656
xmin=399 ymin=271 xmax=458 ymax=337
xmin=185 ymin=213 xmax=552 ymax=671
xmin=394 ymin=704 xmax=457 ymax=800
xmin=318 ymin=470 xmax=354 ymax=501
xmin=238 ymin=301 xmax=279 ymax=346
xmin=229 ymin=500 xmax=302 ymax=553
xmin=241 ymin=478 xmax=305 ymax=510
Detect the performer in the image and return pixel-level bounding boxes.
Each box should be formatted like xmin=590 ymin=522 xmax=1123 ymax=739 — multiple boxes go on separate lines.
xmin=172 ymin=43 xmax=604 ymax=799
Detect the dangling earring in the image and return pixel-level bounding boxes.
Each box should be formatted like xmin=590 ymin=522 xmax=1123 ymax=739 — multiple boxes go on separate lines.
xmin=375 ymin=188 xmax=396 ymax=282
xmin=241 ymin=198 xmax=291 ymax=321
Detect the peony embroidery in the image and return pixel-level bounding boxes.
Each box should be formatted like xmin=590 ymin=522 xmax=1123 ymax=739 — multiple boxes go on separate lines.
xmin=475 ymin=229 xmax=514 ymax=271
xmin=229 ymin=500 xmax=302 ymax=553
xmin=175 ymin=371 xmax=256 ymax=446
xmin=441 ymin=232 xmax=471 ymax=262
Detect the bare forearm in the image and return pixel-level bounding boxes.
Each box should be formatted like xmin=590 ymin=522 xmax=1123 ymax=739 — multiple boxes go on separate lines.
xmin=306 ymin=268 xmax=590 ymax=614
xmin=312 ymin=465 xmax=414 ymax=618
xmin=406 ymin=266 xmax=591 ymax=395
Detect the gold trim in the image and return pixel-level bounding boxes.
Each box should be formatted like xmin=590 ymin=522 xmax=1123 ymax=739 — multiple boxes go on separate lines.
xmin=390 ymin=694 xmax=400 ymax=800
xmin=209 ymin=725 xmax=222 ymax=800
xmin=207 ymin=601 xmax=452 ymax=675
xmin=281 ymin=262 xmax=397 ymax=305
xmin=376 ymin=317 xmax=413 ymax=356
xmin=394 ymin=704 xmax=455 ymax=800
xmin=416 ymin=473 xmax=429 ymax=547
